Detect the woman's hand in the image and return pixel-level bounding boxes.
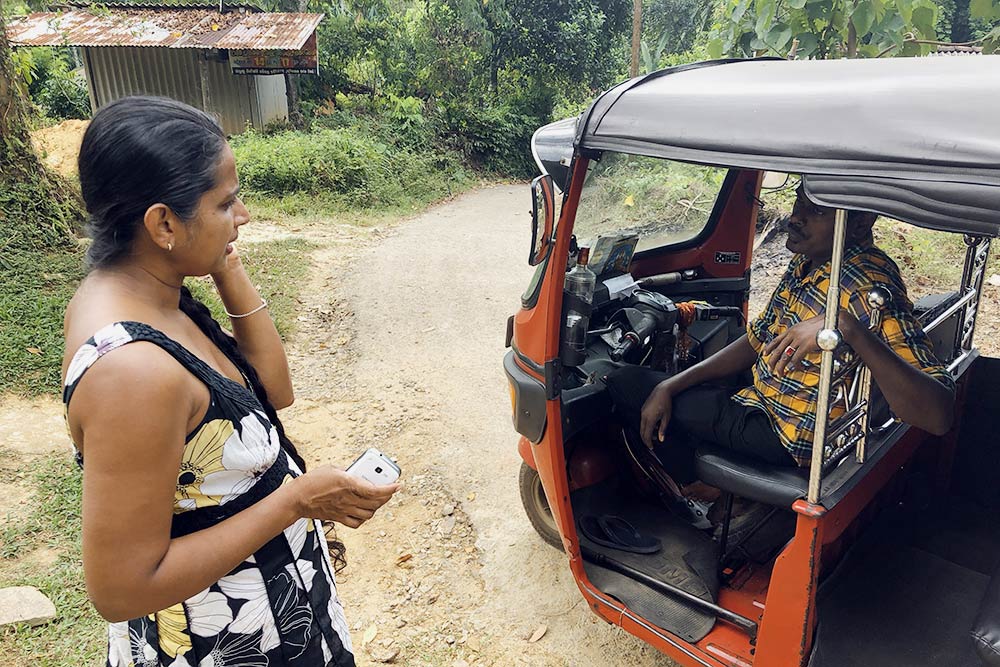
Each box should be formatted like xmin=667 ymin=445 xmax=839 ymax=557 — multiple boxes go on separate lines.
xmin=293 ymin=466 xmax=401 ymax=528
xmin=210 ymin=242 xmax=247 ymax=287
xmin=640 ymin=380 xmax=676 ymax=449
xmin=764 ymin=311 xmax=860 ymax=376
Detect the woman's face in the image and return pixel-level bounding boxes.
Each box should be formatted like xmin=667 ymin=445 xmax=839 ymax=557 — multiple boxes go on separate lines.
xmin=184 ymin=144 xmax=249 ymax=275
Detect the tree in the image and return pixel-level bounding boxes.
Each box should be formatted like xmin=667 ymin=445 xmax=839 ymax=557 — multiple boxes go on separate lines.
xmin=708 ymin=0 xmax=941 ymax=59
xmin=1 ymin=10 xmax=80 ymax=254
xmin=972 ymin=0 xmax=1000 ymax=51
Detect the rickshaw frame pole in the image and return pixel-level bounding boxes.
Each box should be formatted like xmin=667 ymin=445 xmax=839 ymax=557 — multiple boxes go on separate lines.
xmin=807 ymin=208 xmax=848 ymax=504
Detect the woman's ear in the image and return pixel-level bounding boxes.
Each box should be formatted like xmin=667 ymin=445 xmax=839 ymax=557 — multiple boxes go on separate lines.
xmin=142 ymin=203 xmax=178 ymax=252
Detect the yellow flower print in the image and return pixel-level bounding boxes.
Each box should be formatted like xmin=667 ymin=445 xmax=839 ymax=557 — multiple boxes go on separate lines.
xmin=175 ymin=419 xmax=233 ymax=510
xmin=156 ymin=604 xmax=192 ymax=658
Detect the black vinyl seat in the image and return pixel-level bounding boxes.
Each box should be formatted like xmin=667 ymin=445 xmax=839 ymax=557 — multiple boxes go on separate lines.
xmin=972 ymin=568 xmax=1000 ymax=666
xmin=695 ymin=445 xmax=808 ymax=508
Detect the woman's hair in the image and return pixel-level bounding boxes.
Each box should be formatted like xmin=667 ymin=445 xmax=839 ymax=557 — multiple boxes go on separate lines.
xmin=78 ymin=96 xmax=345 ymax=570
xmin=78 ymin=96 xmax=226 ymax=269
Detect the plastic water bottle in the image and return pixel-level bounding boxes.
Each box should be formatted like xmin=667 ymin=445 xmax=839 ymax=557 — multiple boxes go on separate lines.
xmin=563 ymin=247 xmax=597 ymax=365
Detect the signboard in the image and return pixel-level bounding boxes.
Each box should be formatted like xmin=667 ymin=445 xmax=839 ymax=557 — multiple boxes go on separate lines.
xmin=230 ymin=34 xmax=318 ymax=75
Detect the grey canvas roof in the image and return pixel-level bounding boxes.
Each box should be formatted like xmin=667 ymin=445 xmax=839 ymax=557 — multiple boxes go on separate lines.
xmin=533 ymin=56 xmax=1000 ymax=236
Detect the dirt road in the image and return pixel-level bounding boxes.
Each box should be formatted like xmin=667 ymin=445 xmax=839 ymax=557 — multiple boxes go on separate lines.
xmin=270 ymin=184 xmax=670 ymax=666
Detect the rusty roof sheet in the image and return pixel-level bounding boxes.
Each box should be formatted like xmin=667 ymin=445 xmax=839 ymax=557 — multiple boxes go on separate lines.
xmin=6 ymin=9 xmax=321 ymax=50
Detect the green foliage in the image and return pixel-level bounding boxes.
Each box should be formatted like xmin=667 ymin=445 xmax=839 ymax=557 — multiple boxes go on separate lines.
xmin=970 ymin=0 xmax=1000 ymax=51
xmin=438 ymin=98 xmax=542 ymax=177
xmin=708 ymin=0 xmax=940 ymax=59
xmin=643 ymin=0 xmax=716 ymax=58
xmin=16 ymin=47 xmax=90 ymax=121
xmin=297 ymin=0 xmax=635 ymax=176
xmin=230 ymin=123 xmax=470 ymax=205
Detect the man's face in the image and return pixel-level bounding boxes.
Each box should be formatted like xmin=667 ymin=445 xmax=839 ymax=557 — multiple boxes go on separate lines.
xmin=786 ymin=189 xmax=837 ymax=261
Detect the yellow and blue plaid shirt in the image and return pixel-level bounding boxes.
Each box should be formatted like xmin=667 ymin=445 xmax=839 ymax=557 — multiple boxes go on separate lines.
xmin=734 ymin=243 xmax=954 ymax=466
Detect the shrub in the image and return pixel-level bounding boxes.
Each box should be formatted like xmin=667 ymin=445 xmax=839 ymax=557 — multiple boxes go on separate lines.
xmin=36 ymin=70 xmax=90 ymax=120
xmin=437 ymin=100 xmax=539 ymax=178
xmin=230 ymin=126 xmax=468 ymax=208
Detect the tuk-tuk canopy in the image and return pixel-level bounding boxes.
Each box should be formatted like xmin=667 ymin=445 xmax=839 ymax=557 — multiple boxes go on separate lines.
xmin=534 ymin=56 xmax=1000 ymax=237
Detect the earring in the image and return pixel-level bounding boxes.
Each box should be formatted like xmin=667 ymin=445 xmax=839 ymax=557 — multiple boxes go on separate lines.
xmin=167 ymin=242 xmax=173 ymax=252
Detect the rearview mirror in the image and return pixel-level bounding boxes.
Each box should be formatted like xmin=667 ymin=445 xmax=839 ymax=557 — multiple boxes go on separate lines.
xmin=762 ymin=171 xmax=790 ymax=189
xmin=529 ymin=174 xmax=555 ymax=266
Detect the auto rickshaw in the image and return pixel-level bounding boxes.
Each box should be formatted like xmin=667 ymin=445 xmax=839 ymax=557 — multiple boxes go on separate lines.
xmin=504 ymin=55 xmax=1000 ymax=666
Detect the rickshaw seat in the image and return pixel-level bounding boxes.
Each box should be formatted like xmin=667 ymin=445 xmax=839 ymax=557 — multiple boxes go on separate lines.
xmin=694 ymin=445 xmax=808 ymax=508
xmin=972 ymin=566 xmax=1000 ymax=666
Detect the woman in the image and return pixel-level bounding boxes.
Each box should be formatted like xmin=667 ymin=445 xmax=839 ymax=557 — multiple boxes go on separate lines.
xmin=61 ymin=96 xmax=398 ymax=667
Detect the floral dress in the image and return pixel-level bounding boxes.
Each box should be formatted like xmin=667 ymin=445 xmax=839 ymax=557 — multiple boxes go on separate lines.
xmin=63 ymin=321 xmax=355 ymax=667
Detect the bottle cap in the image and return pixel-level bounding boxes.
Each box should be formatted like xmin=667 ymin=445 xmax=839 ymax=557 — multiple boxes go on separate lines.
xmin=578 ymin=247 xmax=590 ymax=266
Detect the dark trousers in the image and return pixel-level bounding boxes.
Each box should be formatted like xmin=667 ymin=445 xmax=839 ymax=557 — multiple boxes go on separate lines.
xmin=605 ymin=366 xmax=796 ymax=485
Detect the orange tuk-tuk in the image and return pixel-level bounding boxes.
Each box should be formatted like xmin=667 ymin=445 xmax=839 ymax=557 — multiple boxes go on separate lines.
xmin=504 ymin=56 xmax=1000 ymax=666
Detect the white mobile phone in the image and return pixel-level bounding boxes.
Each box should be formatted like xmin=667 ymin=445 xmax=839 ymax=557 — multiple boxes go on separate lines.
xmin=345 ymin=448 xmax=401 ymax=486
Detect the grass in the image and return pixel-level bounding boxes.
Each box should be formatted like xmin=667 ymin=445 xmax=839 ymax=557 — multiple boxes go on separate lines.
xmin=0 ymin=249 xmax=86 ymax=396
xmin=0 ymin=237 xmax=315 ymax=397
xmin=0 ymin=454 xmax=102 ymax=667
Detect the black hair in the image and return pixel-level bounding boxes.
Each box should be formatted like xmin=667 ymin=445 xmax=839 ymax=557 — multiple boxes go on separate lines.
xmin=78 ymin=96 xmax=345 ymax=570
xmin=79 ymin=96 xmax=226 ymax=268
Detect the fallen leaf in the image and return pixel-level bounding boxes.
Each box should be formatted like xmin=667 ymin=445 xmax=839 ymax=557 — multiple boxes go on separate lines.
xmin=171 ymin=31 xmax=182 ymax=38
xmin=528 ymin=624 xmax=547 ymax=643
xmin=26 ymin=347 xmax=42 ymax=355
xmin=395 ymin=553 xmax=413 ymax=565
xmin=466 ymin=492 xmax=476 ymax=501
xmin=362 ymin=624 xmax=378 ymax=646
xmin=623 ymin=194 xmax=635 ymax=207
xmin=211 ymin=23 xmax=220 ymax=31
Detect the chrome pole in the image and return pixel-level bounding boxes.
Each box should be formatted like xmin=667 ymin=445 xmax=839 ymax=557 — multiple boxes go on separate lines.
xmin=854 ymin=287 xmax=890 ymax=463
xmin=807 ymin=209 xmax=848 ymax=505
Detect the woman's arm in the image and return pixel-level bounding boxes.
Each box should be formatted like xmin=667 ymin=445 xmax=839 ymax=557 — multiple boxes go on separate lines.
xmin=210 ymin=247 xmax=293 ymax=408
xmin=71 ymin=345 xmax=397 ymax=622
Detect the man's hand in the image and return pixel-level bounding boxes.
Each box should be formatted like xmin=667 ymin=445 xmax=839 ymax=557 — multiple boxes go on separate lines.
xmin=763 ymin=311 xmax=861 ymax=376
xmin=640 ymin=380 xmax=675 ymax=449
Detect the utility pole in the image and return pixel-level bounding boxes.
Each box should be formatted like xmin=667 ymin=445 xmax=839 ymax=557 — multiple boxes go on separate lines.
xmin=630 ymin=0 xmax=641 ymax=77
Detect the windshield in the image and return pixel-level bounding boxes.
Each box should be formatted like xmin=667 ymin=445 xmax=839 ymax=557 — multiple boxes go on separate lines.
xmin=572 ymin=153 xmax=727 ymax=253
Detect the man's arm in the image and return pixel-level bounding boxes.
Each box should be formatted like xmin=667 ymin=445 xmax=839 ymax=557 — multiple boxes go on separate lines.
xmin=840 ymin=312 xmax=954 ymax=434
xmin=764 ymin=312 xmax=954 ymax=435
xmin=640 ymin=334 xmax=757 ymax=447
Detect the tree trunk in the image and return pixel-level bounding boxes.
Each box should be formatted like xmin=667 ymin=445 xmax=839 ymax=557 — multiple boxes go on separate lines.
xmin=0 ymin=13 xmax=44 ymax=181
xmin=283 ymin=71 xmax=306 ymax=130
xmin=951 ymin=0 xmax=972 ymax=43
xmin=281 ymin=0 xmax=308 ymax=130
xmin=630 ymin=0 xmax=642 ymax=77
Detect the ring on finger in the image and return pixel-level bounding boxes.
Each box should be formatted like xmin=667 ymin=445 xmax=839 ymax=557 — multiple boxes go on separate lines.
xmin=783 ymin=345 xmax=797 ymax=358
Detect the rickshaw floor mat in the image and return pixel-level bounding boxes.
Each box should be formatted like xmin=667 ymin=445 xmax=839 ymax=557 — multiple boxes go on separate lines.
xmin=570 ymin=482 xmax=721 ymax=643
xmin=809 ymin=545 xmax=987 ymax=667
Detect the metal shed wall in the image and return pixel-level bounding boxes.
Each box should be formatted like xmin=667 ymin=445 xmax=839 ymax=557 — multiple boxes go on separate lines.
xmin=82 ymin=46 xmax=288 ymax=134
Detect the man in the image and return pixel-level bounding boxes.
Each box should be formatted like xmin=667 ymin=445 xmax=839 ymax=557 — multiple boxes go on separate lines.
xmin=607 ymin=187 xmax=955 ymax=512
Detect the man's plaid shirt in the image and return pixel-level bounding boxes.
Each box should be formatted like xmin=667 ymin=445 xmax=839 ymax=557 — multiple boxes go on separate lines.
xmin=733 ymin=243 xmax=954 ymax=466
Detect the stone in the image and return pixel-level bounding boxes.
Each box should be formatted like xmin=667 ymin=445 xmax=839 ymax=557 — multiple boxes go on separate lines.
xmin=0 ymin=587 xmax=57 ymax=627
xmin=441 ymin=504 xmax=455 ymax=516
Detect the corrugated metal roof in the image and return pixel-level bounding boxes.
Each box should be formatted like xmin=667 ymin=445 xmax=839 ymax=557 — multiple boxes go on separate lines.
xmin=6 ymin=9 xmax=321 ymax=50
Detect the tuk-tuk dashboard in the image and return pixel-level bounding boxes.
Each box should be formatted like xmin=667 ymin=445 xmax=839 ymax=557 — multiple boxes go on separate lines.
xmin=559 ymin=274 xmax=747 ymax=443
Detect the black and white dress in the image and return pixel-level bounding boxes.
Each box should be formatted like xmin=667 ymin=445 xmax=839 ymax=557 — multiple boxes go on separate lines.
xmin=63 ymin=321 xmax=355 ymax=667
